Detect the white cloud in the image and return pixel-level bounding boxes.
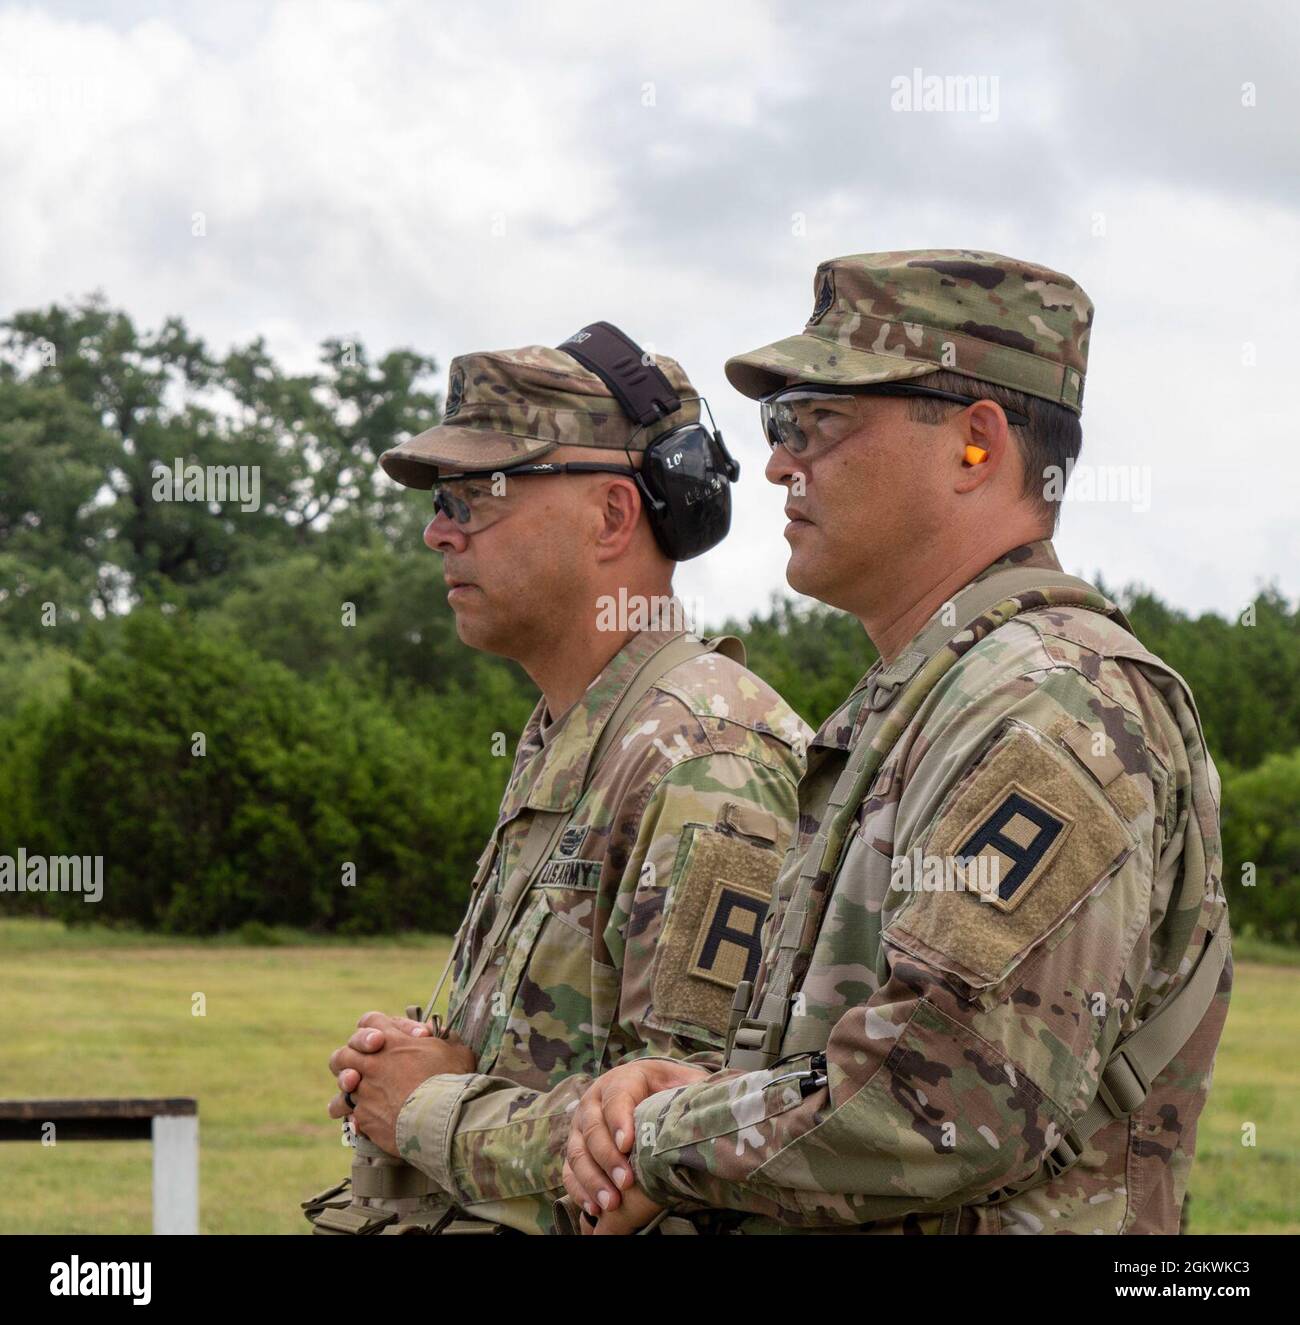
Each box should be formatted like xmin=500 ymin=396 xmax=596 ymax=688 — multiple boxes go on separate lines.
xmin=1 ymin=0 xmax=1295 ymax=629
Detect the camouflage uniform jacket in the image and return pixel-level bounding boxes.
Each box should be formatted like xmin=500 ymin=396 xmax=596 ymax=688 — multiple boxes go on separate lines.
xmin=395 ymin=627 xmax=810 ymax=1232
xmin=629 ymin=543 xmax=1232 ymax=1234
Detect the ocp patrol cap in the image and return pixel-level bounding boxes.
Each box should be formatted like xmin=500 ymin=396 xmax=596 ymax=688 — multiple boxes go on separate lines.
xmin=725 ymin=249 xmax=1094 ymax=414
xmin=380 ymin=343 xmax=700 ymax=489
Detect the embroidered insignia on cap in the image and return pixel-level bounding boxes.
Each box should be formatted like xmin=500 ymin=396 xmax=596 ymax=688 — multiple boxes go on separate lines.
xmin=811 ymin=266 xmax=835 ymax=323
xmin=444 ymin=366 xmax=465 ymax=417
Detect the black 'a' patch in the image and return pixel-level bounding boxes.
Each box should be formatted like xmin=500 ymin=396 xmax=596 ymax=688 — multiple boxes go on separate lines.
xmin=690 ymin=881 xmax=767 ymax=987
xmin=956 ymin=786 xmax=1069 ymax=912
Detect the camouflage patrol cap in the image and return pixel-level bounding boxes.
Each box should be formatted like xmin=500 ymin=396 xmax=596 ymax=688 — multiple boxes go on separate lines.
xmin=725 ymin=249 xmax=1094 ymax=414
xmin=380 ymin=344 xmax=701 ymax=489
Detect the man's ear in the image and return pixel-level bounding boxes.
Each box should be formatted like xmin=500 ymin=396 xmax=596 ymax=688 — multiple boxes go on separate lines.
xmin=592 ymin=475 xmax=644 ymax=562
xmin=953 ymin=400 xmax=1016 ymax=494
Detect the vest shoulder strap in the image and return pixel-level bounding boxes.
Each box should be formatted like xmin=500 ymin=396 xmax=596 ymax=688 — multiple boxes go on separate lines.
xmin=862 ymin=567 xmax=1131 ymax=713
xmin=587 ymin=632 xmax=742 ymax=773
xmin=732 ymin=566 xmax=1127 ymax=1070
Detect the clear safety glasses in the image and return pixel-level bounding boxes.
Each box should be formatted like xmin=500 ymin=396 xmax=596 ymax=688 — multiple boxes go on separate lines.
xmin=431 ymin=462 xmax=636 ymax=533
xmin=760 ymin=382 xmax=1029 ymax=462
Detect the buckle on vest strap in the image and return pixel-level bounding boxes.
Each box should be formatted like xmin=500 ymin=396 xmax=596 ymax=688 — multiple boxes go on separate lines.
xmin=727 ymin=1018 xmax=784 ymax=1068
xmin=724 ymin=979 xmax=754 ymax=1055
xmin=864 ymin=650 xmax=928 ymax=712
xmin=1044 ymin=1128 xmax=1083 ymax=1179
xmin=731 ymin=1019 xmax=782 ymax=1052
xmin=1097 ymin=1049 xmax=1149 ymax=1119
xmin=300 ymin=1177 xmax=351 ymax=1217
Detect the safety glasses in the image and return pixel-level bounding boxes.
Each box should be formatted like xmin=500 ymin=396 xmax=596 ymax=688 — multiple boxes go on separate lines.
xmin=759 ymin=382 xmax=1030 ymax=461
xmin=432 ymin=462 xmax=637 ymax=532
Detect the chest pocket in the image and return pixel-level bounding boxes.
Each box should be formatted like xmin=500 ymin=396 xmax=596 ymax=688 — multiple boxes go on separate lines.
xmin=477 ymin=858 xmax=611 ymax=1088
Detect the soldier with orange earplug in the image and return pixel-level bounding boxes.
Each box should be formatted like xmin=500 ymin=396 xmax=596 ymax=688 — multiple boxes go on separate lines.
xmin=563 ymin=251 xmax=1231 ymax=1237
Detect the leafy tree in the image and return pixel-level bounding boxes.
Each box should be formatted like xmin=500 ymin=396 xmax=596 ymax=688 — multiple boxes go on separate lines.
xmin=204 ymin=541 xmax=514 ymax=697
xmin=0 ymin=370 xmax=115 ymax=639
xmin=1 ymin=294 xmax=441 ymax=624
xmin=723 ymin=594 xmax=876 ymax=728
xmin=2 ymin=294 xmax=1297 ymax=944
xmin=1220 ymin=748 xmax=1300 ymax=944
xmin=5 ymin=610 xmax=530 ymax=935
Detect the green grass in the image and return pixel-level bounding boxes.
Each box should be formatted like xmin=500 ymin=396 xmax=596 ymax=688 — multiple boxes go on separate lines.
xmin=0 ymin=918 xmax=1294 ymax=1233
xmin=1183 ymin=959 xmax=1299 ymax=1232
xmin=0 ymin=918 xmax=452 ymax=1234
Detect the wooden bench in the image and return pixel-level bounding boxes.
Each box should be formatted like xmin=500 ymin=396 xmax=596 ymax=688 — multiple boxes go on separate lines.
xmin=0 ymin=1098 xmax=199 ymax=1234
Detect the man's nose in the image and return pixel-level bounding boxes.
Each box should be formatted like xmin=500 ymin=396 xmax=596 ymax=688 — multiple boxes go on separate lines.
xmin=764 ymin=442 xmax=803 ymax=488
xmin=425 ymin=511 xmax=468 ymax=552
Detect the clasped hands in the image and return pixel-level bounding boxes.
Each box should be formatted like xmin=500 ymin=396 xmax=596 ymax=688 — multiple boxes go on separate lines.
xmin=327 ymin=1017 xmax=706 ymax=1235
xmin=327 ymin=1010 xmax=476 ymax=1155
xmin=561 ymin=1059 xmax=710 ymax=1235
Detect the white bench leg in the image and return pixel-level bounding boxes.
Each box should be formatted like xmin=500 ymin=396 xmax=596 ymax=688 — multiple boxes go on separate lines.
xmin=151 ymin=1114 xmax=199 ymax=1234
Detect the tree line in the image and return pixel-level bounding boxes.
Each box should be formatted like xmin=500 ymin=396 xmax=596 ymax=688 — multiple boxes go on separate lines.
xmin=2 ymin=297 xmax=1296 ymax=941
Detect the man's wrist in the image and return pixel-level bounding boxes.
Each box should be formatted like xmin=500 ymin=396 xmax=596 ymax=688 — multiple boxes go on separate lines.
xmin=629 ymin=1086 xmax=695 ymax=1210
xmin=394 ymin=1071 xmax=481 ymax=1193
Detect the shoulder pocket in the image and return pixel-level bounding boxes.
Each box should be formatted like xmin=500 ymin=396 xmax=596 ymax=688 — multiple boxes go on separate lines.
xmin=883 ymin=721 xmax=1138 ymax=1002
xmin=651 ymin=824 xmax=783 ymax=1039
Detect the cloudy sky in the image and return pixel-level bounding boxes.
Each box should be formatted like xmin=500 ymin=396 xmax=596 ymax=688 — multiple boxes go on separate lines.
xmin=3 ymin=0 xmax=1296 ymax=628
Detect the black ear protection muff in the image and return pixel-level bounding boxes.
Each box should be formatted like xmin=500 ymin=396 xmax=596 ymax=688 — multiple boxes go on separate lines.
xmin=556 ymin=321 xmax=739 ymax=561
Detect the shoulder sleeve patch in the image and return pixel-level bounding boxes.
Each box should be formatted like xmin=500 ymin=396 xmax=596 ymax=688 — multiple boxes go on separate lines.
xmin=885 ymin=723 xmax=1137 ymax=993
xmin=947 ymin=782 xmax=1072 ymax=912
xmin=652 ymin=825 xmax=782 ymax=1037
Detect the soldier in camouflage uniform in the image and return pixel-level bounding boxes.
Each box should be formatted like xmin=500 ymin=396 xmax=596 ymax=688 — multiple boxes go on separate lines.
xmin=312 ymin=336 xmax=811 ymax=1235
xmin=563 ymin=251 xmax=1232 ymax=1235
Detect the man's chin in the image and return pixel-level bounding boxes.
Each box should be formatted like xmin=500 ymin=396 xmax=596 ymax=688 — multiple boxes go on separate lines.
xmin=784 ymin=549 xmax=824 ymax=599
xmin=451 ymin=605 xmax=519 ymax=659
xmin=450 ymin=603 xmax=490 ymax=647
xmin=784 ymin=551 xmax=837 ymax=606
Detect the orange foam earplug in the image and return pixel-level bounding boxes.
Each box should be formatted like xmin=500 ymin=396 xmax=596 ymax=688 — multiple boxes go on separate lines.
xmin=964 ymin=445 xmax=989 ymax=466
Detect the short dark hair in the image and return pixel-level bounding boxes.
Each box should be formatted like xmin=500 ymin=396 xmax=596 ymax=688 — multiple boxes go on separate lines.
xmin=901 ymin=370 xmax=1082 ymax=529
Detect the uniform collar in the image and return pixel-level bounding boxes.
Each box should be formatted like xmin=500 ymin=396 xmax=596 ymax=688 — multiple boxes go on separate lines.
xmin=810 ymin=540 xmax=1064 ymax=752
xmin=497 ymin=627 xmax=688 ymax=822
xmin=966 ymin=537 xmax=1063 ymax=582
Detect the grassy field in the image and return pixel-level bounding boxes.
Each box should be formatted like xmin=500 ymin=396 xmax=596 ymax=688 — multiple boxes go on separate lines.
xmin=0 ymin=918 xmax=1294 ymax=1234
